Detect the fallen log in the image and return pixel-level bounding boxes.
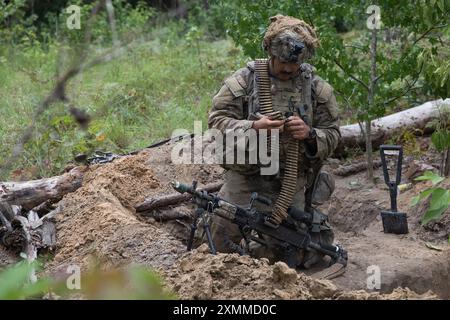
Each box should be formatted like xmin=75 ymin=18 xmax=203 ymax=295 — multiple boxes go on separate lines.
xmin=135 ymin=181 xmax=223 ymax=213
xmin=0 ymin=202 xmax=19 ymax=222
xmin=338 ymin=99 xmax=449 ymax=150
xmin=0 ymin=210 xmax=12 ymax=232
xmin=333 ymin=160 xmax=383 ymax=177
xmin=0 ymin=100 xmax=446 ymax=214
xmin=1 ymin=204 xmax=57 ymax=262
xmin=32 ymin=200 xmax=57 ymax=216
xmin=0 ymin=166 xmax=85 ymax=210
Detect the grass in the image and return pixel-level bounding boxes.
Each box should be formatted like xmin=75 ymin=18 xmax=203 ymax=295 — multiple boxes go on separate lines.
xmin=0 ymin=24 xmax=248 ymax=180
xmin=2 ymin=19 xmax=445 ymax=181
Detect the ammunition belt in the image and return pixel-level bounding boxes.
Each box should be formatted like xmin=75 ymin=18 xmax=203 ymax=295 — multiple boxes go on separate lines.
xmin=254 ymin=59 xmax=299 ymax=225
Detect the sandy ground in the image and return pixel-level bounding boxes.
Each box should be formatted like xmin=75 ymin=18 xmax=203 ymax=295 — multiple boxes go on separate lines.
xmin=309 ymin=165 xmax=450 ymax=298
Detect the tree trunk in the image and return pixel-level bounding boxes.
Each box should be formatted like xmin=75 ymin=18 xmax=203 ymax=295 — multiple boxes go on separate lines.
xmin=443 ymin=148 xmax=450 ymax=177
xmin=365 ymin=118 xmax=374 ymax=180
xmin=0 ymin=167 xmax=85 ymax=210
xmin=337 ymin=99 xmax=448 ymax=152
xmin=366 ymin=27 xmax=378 ymax=181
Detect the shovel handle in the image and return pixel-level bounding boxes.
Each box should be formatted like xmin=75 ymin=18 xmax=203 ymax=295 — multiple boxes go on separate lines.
xmin=379 ymin=145 xmax=403 ymax=186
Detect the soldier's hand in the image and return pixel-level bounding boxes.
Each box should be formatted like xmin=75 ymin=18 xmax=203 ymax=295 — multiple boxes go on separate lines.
xmin=252 ymin=116 xmax=285 ymax=131
xmin=284 ymin=116 xmax=310 ymax=140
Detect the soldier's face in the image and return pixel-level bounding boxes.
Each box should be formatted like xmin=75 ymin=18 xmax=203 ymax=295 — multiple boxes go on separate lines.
xmin=270 ymin=57 xmax=300 ymax=81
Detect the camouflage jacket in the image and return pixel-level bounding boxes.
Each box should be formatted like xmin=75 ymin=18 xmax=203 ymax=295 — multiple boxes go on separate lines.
xmin=208 ymin=61 xmax=341 ymax=175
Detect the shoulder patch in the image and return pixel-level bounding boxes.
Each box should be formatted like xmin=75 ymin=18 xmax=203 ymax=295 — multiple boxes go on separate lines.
xmin=225 ymin=75 xmax=246 ymax=98
xmin=314 ymin=77 xmax=333 ymax=104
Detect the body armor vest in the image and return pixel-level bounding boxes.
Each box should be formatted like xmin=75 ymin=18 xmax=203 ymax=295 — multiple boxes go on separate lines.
xmin=247 ymin=61 xmax=314 ymax=173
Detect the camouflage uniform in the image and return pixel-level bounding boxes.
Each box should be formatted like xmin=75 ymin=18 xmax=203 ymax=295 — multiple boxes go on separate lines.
xmin=207 ymin=16 xmax=341 ymax=268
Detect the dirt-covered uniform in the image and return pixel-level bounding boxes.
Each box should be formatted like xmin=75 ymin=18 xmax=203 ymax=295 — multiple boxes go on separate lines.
xmin=208 ymin=60 xmax=341 ymax=267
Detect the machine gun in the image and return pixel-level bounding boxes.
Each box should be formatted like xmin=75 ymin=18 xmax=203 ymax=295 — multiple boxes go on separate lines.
xmin=171 ymin=180 xmax=347 ymax=269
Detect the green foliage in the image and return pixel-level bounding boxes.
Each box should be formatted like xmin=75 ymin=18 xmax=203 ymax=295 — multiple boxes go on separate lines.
xmin=0 ymin=261 xmax=53 ymax=300
xmin=41 ymin=0 xmax=156 ymax=47
xmin=426 ymin=103 xmax=450 ymax=175
xmin=418 ymin=43 xmax=450 ymax=99
xmin=0 ymin=18 xmax=246 ymax=179
xmin=0 ymin=261 xmax=175 ymax=300
xmin=387 ymin=129 xmax=424 ymax=157
xmin=412 ymin=171 xmax=450 ymax=225
xmin=0 ymin=1 xmax=448 ymax=180
xmin=185 ymin=0 xmax=229 ymax=39
xmin=78 ymin=265 xmax=176 ymax=300
xmin=429 ymin=104 xmax=450 ymax=152
xmin=221 ymin=0 xmax=450 ymax=122
xmin=414 ymin=171 xmax=445 ymax=185
xmin=0 ymin=0 xmax=38 ymax=47
xmin=431 ymin=129 xmax=450 ymax=153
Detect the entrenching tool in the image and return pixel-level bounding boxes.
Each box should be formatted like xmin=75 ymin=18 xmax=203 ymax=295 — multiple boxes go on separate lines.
xmin=379 ymin=145 xmax=409 ymax=234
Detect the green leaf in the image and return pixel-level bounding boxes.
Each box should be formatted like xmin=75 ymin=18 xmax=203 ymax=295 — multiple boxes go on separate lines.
xmin=16 ymin=278 xmax=53 ymax=299
xmin=0 ymin=263 xmax=31 ymax=298
xmin=411 ymin=195 xmax=420 ymax=206
xmin=421 ymin=205 xmax=447 ymax=225
xmin=420 ymin=186 xmax=450 ymax=225
xmin=414 ymin=171 xmax=445 ymax=185
xmin=429 ymin=188 xmax=450 ymax=211
xmin=411 ymin=187 xmax=435 ymax=206
xmin=0 ymin=262 xmax=53 ymax=300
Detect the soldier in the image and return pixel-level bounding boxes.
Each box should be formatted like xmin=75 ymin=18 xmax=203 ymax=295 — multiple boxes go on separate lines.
xmin=208 ymin=15 xmax=340 ymax=268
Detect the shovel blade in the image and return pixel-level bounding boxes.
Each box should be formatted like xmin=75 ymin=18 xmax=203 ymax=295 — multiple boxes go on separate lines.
xmin=381 ymin=211 xmax=409 ymax=234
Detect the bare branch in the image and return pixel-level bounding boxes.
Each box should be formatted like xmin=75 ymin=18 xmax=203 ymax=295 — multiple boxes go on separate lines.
xmin=334 ymin=59 xmax=370 ymax=92
xmin=374 ymin=74 xmax=382 ymax=84
xmin=412 ymin=22 xmax=450 ymax=47
xmin=358 ymin=120 xmax=366 ymax=142
xmin=383 ymin=61 xmax=424 ymax=106
xmin=335 ymin=87 xmax=356 ymax=122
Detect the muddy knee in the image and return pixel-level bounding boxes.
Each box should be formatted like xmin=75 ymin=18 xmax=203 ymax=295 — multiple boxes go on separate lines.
xmin=210 ymin=216 xmax=243 ymax=253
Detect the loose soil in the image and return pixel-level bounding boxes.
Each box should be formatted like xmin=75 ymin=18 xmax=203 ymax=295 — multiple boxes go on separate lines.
xmin=1 ymin=138 xmax=449 ymax=299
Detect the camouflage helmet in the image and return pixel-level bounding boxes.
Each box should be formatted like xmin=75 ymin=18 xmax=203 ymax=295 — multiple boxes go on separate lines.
xmin=262 ymin=15 xmax=319 ymax=63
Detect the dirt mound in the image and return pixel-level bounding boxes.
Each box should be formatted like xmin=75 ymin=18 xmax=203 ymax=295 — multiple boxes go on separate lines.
xmin=48 ymin=151 xmax=185 ymax=272
xmin=81 ymin=151 xmax=161 ymax=208
xmin=336 ymin=287 xmax=437 ymax=300
xmin=163 ymin=244 xmax=437 ymax=300
xmin=164 ymin=244 xmax=318 ymax=300
xmin=35 ymin=139 xmax=447 ymax=299
xmin=46 ymin=143 xmax=223 ymax=274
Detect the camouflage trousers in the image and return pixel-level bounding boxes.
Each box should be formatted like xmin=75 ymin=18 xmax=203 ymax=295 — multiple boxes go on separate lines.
xmin=209 ymin=170 xmax=334 ymax=268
